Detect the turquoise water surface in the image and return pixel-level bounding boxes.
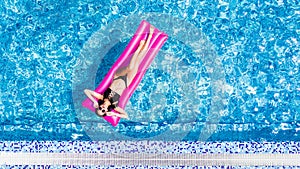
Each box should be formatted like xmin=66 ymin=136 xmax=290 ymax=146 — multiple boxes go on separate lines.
xmin=0 ymin=0 xmax=299 ymax=141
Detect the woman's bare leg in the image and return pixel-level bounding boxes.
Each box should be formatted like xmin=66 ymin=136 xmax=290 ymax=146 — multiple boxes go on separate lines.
xmin=129 ymin=25 xmax=154 ymax=70
xmin=114 ymin=40 xmax=146 ymax=77
xmin=114 ymin=26 xmax=152 ymax=77
xmin=126 ymin=25 xmax=154 ymax=85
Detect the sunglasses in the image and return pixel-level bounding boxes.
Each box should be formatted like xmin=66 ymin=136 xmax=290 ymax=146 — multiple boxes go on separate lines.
xmin=95 ymin=107 xmax=107 ymax=117
xmin=97 ymin=106 xmax=108 ymax=113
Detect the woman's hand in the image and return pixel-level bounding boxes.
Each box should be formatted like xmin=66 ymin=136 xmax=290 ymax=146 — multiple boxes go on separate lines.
xmin=107 ymin=111 xmax=129 ymax=119
xmin=93 ymin=101 xmax=99 ymax=109
xmin=106 ymin=111 xmax=119 ymax=118
xmin=114 ymin=107 xmax=129 ymax=119
xmin=106 ymin=111 xmax=115 ymax=116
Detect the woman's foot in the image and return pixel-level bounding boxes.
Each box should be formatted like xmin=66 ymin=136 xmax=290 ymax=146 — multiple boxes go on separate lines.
xmin=150 ymin=25 xmax=155 ymax=35
xmin=137 ymin=25 xmax=155 ymax=55
xmin=143 ymin=25 xmax=154 ymax=47
xmin=139 ymin=40 xmax=146 ymax=46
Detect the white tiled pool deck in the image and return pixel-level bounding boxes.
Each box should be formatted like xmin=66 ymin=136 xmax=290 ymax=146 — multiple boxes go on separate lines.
xmin=1 ymin=141 xmax=299 ymax=167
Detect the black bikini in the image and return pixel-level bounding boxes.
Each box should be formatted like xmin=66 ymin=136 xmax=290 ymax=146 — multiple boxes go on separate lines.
xmin=103 ymin=75 xmax=128 ymax=106
xmin=113 ymin=75 xmax=128 ymax=88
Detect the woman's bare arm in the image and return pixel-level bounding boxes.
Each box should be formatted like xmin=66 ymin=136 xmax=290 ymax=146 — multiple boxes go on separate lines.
xmin=108 ymin=107 xmax=128 ymax=119
xmin=84 ymin=89 xmax=103 ymax=107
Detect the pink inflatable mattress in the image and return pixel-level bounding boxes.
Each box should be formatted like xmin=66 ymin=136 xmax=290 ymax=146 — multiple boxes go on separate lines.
xmin=82 ymin=20 xmax=168 ymax=126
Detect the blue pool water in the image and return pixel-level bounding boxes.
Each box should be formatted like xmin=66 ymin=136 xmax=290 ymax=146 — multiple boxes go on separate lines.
xmin=0 ymin=0 xmax=299 ymax=141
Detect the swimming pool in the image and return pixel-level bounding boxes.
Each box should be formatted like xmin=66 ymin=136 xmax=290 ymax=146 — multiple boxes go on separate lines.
xmin=1 ymin=0 xmax=299 ymax=167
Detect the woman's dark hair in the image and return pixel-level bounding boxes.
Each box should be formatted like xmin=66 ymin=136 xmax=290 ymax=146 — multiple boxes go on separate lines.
xmin=98 ymin=99 xmax=104 ymax=105
xmin=98 ymin=98 xmax=116 ymax=112
xmin=108 ymin=105 xmax=116 ymax=111
xmin=95 ymin=99 xmax=106 ymax=117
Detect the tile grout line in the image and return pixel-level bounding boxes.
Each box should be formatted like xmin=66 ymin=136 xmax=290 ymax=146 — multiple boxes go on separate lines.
xmin=1 ymin=153 xmax=300 ymax=166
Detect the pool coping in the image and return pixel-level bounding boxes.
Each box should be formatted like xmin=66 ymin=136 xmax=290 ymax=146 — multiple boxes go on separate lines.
xmin=1 ymin=141 xmax=299 ymax=166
